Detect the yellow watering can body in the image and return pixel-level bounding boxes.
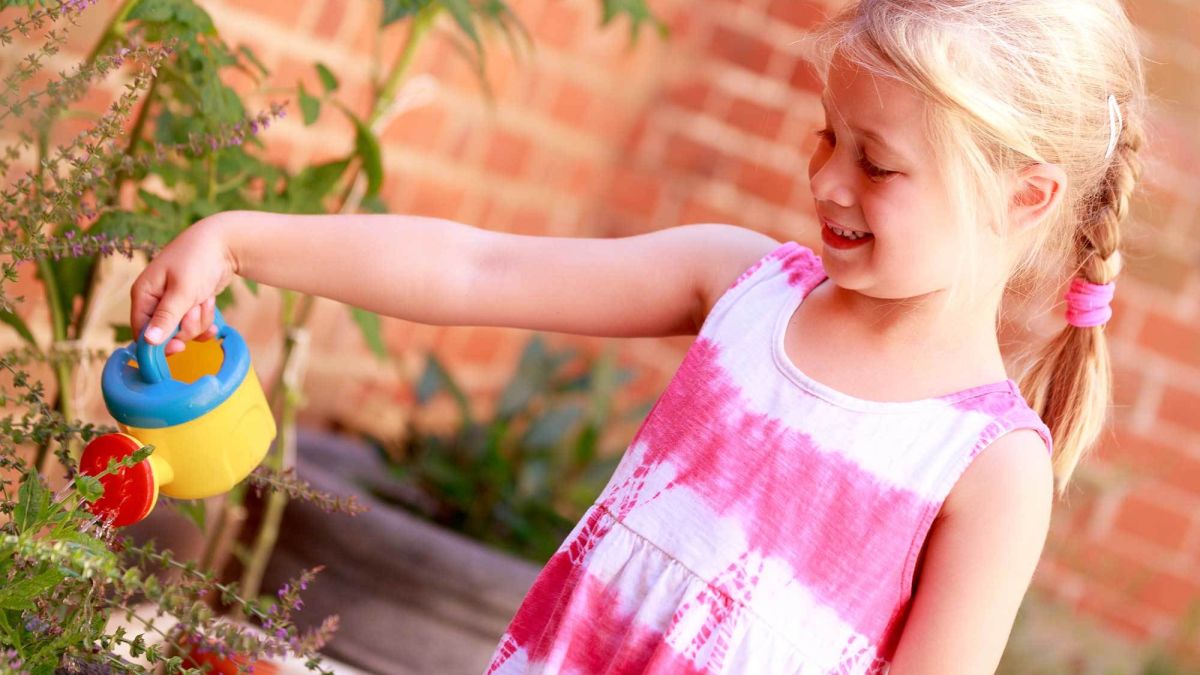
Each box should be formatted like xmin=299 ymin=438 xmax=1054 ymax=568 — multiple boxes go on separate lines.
xmin=81 ymin=309 xmax=276 ymax=526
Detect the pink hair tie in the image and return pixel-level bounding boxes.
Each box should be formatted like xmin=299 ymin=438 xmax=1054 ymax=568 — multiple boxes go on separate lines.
xmin=1064 ymin=277 xmax=1116 ymax=328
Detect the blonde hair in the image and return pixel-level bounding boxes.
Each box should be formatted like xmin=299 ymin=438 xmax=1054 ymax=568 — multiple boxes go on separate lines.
xmin=804 ymin=0 xmax=1147 ymax=496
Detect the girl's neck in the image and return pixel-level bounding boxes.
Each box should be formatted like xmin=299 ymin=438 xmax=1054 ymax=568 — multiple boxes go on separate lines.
xmin=819 ymin=278 xmax=1009 ymax=381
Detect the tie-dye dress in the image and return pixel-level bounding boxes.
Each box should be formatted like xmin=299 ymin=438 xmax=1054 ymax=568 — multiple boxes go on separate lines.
xmin=485 ymin=240 xmax=1053 ymax=674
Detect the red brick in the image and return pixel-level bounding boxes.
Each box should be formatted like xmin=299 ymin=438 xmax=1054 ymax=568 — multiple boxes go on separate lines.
xmin=736 ymin=160 xmax=796 ymax=206
xmin=726 ymin=97 xmax=786 ymax=139
xmin=607 ymin=168 xmax=662 ymax=219
xmin=506 ymin=206 xmax=553 ymax=237
xmin=404 ymin=179 xmax=468 ymax=220
xmin=1076 ymin=592 xmax=1157 ymax=642
xmin=1110 ymin=363 xmax=1142 ymax=423
xmin=1159 ymin=384 xmax=1200 ymax=434
xmin=679 ymin=197 xmax=736 ymax=226
xmin=663 ymin=134 xmax=722 ymax=178
xmin=1124 ymin=248 xmax=1194 ymax=295
xmin=666 ymin=80 xmax=711 ymax=113
xmin=1101 ymin=430 xmax=1200 ymax=496
xmin=567 ymin=161 xmax=598 ymax=197
xmin=445 ymin=124 xmax=480 ymax=162
xmin=450 ymin=327 xmax=503 ymax=365
xmin=1136 ymin=310 xmax=1200 ymax=365
xmin=1138 ymin=570 xmax=1200 ymax=618
xmin=765 ymin=0 xmax=828 ymax=31
xmin=482 ymin=129 xmax=533 ymax=178
xmin=549 ymin=80 xmax=593 ymax=129
xmin=245 ymin=0 xmax=311 ymax=29
xmin=1111 ymin=491 xmax=1192 ymax=550
xmin=591 ymin=105 xmax=632 ymax=139
xmin=708 ymin=26 xmax=775 ymax=75
xmin=380 ymin=103 xmax=447 ymax=153
xmin=789 ymin=57 xmax=824 ymax=93
xmin=535 ymin=1 xmax=583 ymax=51
xmin=313 ymin=0 xmax=346 ymax=41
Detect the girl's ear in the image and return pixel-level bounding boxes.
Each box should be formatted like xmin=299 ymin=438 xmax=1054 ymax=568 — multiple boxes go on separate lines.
xmin=1009 ymin=163 xmax=1068 ymax=232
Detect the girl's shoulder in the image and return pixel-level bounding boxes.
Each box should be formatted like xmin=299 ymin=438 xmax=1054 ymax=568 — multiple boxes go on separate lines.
xmin=695 ymin=229 xmax=815 ymax=323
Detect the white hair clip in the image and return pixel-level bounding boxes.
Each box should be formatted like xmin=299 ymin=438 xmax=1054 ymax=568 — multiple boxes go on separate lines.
xmin=1105 ymin=94 xmax=1123 ymax=160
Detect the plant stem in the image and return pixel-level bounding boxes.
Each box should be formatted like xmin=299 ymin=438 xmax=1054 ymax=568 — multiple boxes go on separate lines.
xmin=238 ymin=292 xmax=307 ymax=608
xmin=40 ymin=0 xmax=145 ymax=472
xmin=234 ymin=7 xmax=443 ymax=602
xmin=32 ymin=119 xmax=78 ymax=471
xmin=371 ymin=4 xmax=440 ymax=126
xmin=82 ymin=0 xmax=138 ymax=67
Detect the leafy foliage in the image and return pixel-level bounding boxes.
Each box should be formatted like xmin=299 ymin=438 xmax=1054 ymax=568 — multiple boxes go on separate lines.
xmin=371 ymin=335 xmax=653 ymax=562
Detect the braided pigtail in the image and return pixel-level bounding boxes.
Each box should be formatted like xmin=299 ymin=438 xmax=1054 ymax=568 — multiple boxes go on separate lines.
xmin=1019 ymin=113 xmax=1144 ymax=496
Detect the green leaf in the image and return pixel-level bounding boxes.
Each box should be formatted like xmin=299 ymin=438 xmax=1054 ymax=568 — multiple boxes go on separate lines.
xmin=170 ymin=499 xmax=206 ymax=532
xmin=298 ymin=82 xmax=321 ymax=126
xmin=238 ymin=44 xmax=270 ymax=77
xmin=14 ymin=471 xmax=51 ymax=534
xmin=0 ymin=308 xmax=36 ymax=346
xmin=599 ymin=0 xmax=668 ymax=42
xmin=497 ymin=335 xmax=562 ymax=419
xmin=441 ymin=0 xmax=482 ymax=53
xmin=349 ymin=307 xmax=388 ymax=361
xmin=0 ymin=568 xmax=64 ymax=611
xmin=111 ymin=324 xmax=134 ymax=343
xmin=128 ymin=0 xmax=217 ymax=36
xmin=38 ymin=229 xmax=96 ymax=319
xmin=285 ymin=158 xmax=351 ymax=213
xmin=74 ymin=475 xmax=104 ymax=502
xmin=315 ymin=62 xmax=339 ymax=93
xmin=128 ymin=0 xmax=175 ymax=23
xmin=359 ymin=195 xmax=389 ymax=214
xmin=380 ymin=0 xmax=436 ymax=26
xmin=352 ymin=117 xmax=384 ymax=198
xmin=93 ymin=210 xmax=179 ymax=246
xmin=416 ymin=355 xmax=474 ymax=424
xmin=522 ymin=404 xmax=584 ymax=449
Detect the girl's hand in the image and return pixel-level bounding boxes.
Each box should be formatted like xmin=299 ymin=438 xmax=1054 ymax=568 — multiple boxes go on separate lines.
xmin=130 ymin=215 xmax=238 ymax=356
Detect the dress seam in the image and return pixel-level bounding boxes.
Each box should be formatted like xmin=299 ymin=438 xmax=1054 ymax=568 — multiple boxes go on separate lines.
xmin=592 ymin=502 xmax=864 ymax=665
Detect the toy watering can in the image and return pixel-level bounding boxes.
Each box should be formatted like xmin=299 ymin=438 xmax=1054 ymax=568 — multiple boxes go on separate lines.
xmin=80 ymin=308 xmax=276 ymax=527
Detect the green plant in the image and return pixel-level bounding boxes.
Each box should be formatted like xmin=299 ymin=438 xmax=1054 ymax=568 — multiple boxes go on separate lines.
xmin=370 ymin=334 xmax=653 ymax=563
xmin=0 ymin=0 xmax=664 ymax=667
xmin=0 ymin=1 xmax=366 ymax=670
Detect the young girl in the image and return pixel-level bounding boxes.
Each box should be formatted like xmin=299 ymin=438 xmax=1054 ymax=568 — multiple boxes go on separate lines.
xmin=129 ymin=0 xmax=1145 ymax=671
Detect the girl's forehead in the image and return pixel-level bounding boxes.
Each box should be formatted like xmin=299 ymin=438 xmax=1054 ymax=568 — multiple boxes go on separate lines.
xmin=822 ymin=57 xmax=929 ymax=157
xmin=824 ymin=57 xmax=925 ymax=124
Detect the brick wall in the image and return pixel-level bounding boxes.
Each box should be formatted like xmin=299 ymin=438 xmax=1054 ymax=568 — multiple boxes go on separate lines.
xmin=5 ymin=0 xmax=1198 ymax=662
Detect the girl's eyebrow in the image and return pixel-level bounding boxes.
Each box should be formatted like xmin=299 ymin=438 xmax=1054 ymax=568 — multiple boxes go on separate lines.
xmin=820 ymin=95 xmax=911 ymax=162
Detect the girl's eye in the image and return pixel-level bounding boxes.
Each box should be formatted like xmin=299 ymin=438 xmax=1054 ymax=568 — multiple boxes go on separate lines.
xmin=813 ymin=128 xmax=898 ymax=182
xmin=859 ymin=156 xmax=898 ymax=181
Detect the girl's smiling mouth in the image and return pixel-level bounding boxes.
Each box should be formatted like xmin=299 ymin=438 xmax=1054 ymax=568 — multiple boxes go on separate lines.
xmin=820 ymin=217 xmax=874 ymax=249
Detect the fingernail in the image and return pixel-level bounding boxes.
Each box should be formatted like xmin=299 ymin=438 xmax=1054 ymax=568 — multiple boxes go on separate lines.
xmin=145 ymin=327 xmax=163 ymax=343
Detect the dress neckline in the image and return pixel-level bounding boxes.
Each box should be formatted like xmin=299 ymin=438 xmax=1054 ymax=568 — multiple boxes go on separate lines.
xmin=770 ymin=258 xmax=1019 ymax=414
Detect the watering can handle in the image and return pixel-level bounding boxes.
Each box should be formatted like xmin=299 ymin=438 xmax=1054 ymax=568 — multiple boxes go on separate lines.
xmin=135 ymin=307 xmax=229 ymax=385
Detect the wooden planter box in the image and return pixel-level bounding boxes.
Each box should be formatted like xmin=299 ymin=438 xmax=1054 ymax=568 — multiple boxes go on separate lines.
xmin=261 ymin=428 xmax=541 ymax=675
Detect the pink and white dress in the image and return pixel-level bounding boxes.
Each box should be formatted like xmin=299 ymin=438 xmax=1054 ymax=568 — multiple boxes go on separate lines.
xmin=485 ymin=241 xmax=1053 ymax=674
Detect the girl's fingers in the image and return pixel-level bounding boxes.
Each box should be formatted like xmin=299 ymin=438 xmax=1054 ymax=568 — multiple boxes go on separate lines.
xmin=196 ymin=297 xmax=216 ymax=341
xmin=165 ymin=338 xmax=186 ymax=355
xmin=179 ymin=304 xmax=202 ymax=342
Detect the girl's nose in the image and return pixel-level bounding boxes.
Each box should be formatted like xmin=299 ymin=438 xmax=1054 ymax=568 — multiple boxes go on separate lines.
xmin=807 ymin=148 xmax=856 ymax=208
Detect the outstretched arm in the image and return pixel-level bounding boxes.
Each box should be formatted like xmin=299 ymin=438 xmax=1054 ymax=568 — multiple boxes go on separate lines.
xmin=131 ymin=211 xmax=778 ymax=352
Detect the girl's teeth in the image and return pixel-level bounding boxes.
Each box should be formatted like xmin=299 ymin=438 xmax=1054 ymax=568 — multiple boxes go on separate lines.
xmin=834 ymin=227 xmax=869 ymax=239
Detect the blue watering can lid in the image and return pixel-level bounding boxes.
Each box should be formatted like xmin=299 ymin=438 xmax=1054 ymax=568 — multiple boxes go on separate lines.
xmin=101 ymin=308 xmax=252 ymax=428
